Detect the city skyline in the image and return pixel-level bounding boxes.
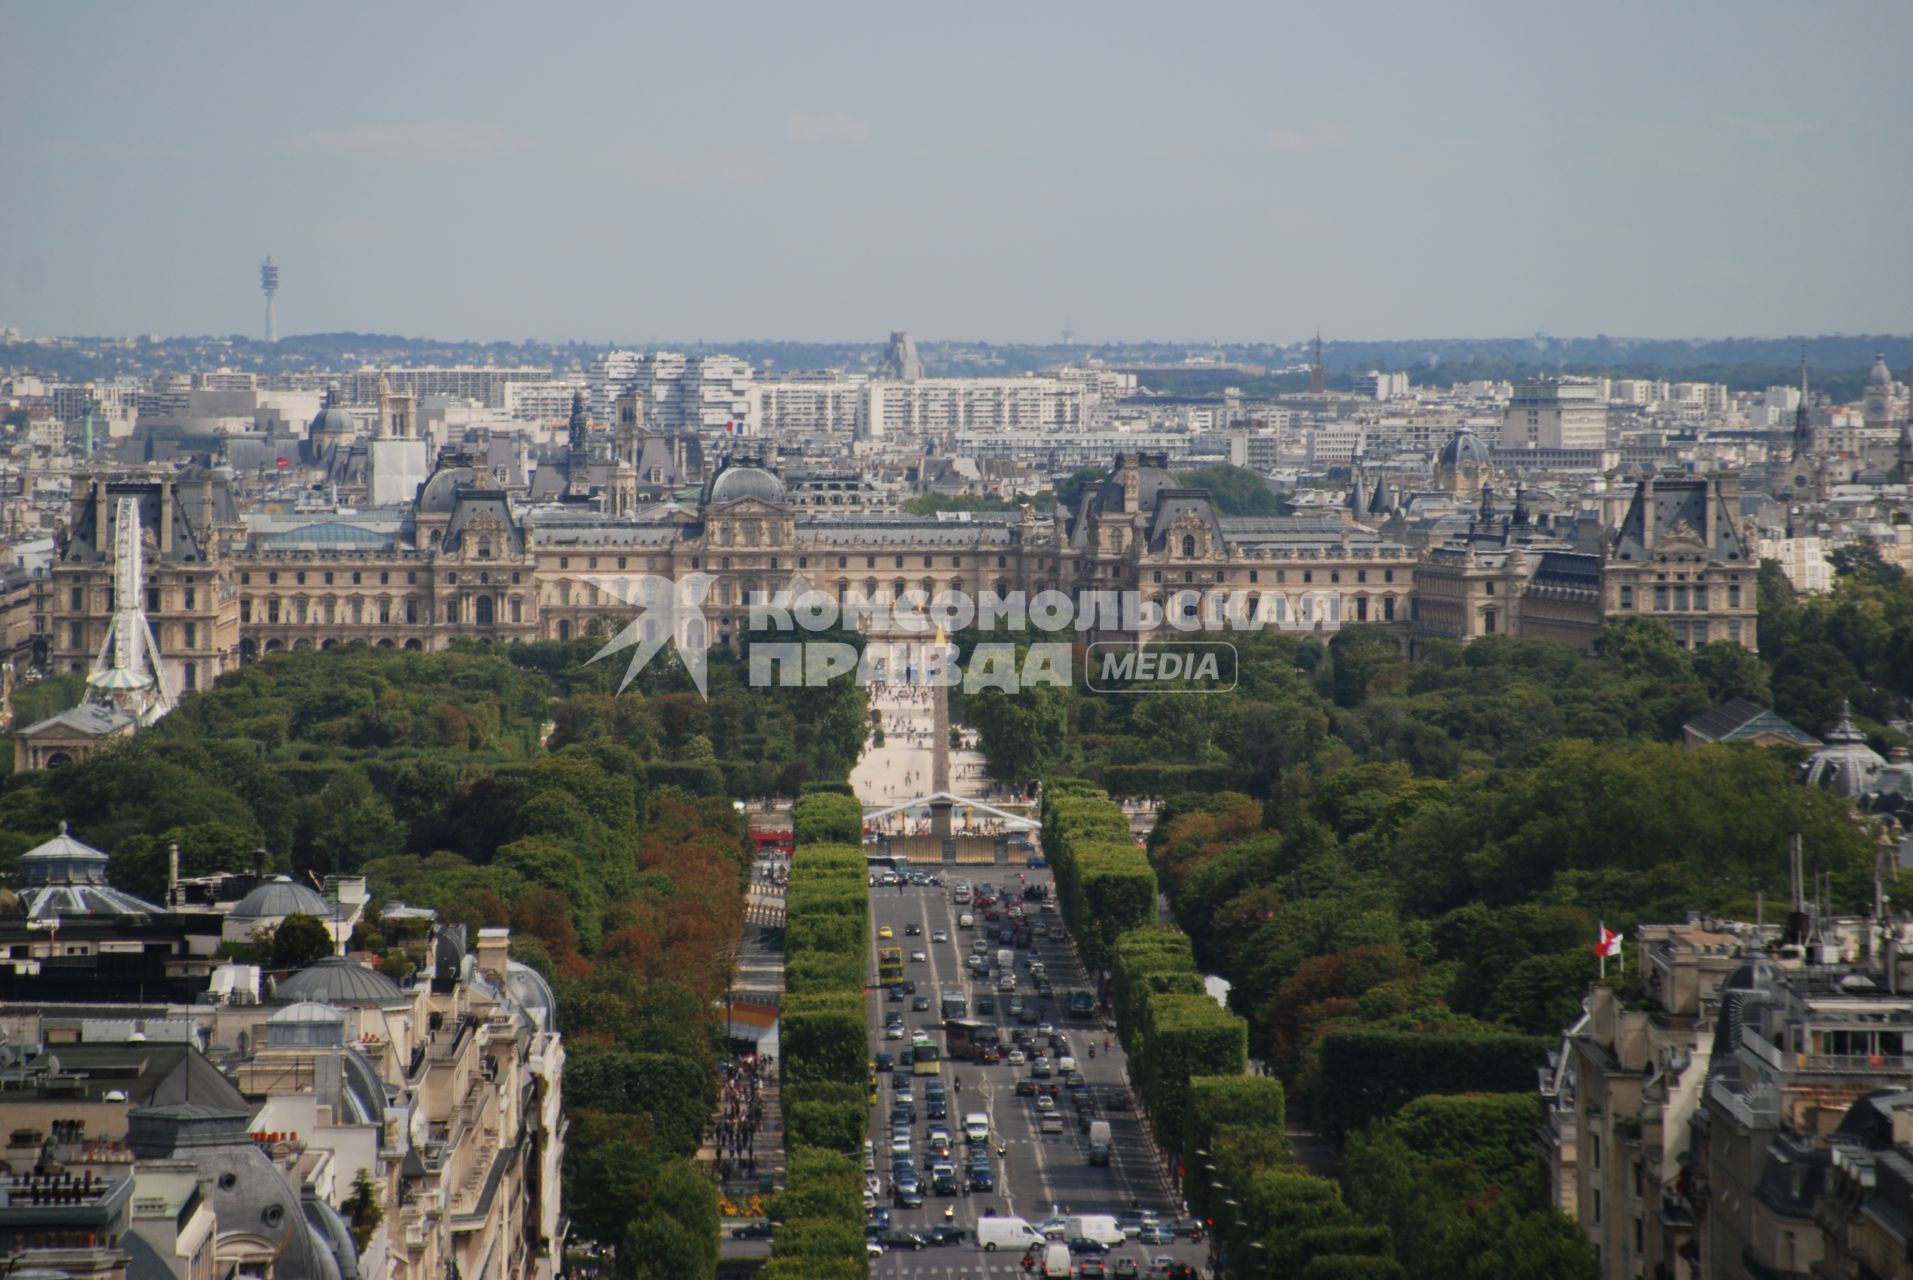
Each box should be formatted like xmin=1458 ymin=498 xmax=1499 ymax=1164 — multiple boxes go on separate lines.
xmin=2 ymin=2 xmax=1909 ymax=345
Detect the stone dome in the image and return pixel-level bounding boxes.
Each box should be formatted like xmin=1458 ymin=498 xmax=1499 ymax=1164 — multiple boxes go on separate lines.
xmin=1800 ymin=704 xmax=1887 ymax=798
xmin=705 ymin=463 xmax=785 ymax=506
xmin=275 ymin=956 xmax=406 ymax=1006
xmin=230 ymin=876 xmax=333 ymax=921
xmin=1869 ymin=354 xmax=1893 ymax=387
xmin=19 ymin=821 xmax=162 ymax=920
xmin=506 ymin=959 xmax=559 ymax=1032
xmin=268 ymin=1001 xmax=348 ymax=1047
xmin=309 ymin=388 xmax=355 ymax=438
xmin=1437 ymin=427 xmax=1492 ymax=467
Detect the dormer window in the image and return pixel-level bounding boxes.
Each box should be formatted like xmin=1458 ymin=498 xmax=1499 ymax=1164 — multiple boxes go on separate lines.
xmin=1181 ymin=535 xmax=1196 ymax=557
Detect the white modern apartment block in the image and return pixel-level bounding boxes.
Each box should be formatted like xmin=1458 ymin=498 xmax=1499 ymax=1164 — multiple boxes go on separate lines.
xmin=864 ymin=376 xmax=1088 ymax=438
xmin=753 ymin=373 xmax=870 ymax=436
xmin=502 ymin=378 xmax=589 ymax=423
xmin=680 ymin=355 xmax=755 ymax=432
xmin=1504 ymin=377 xmax=1608 ymax=449
xmin=1758 ymin=532 xmax=1833 ymax=594
xmin=587 ymin=350 xmax=646 ymax=422
xmin=1306 ymin=425 xmax=1369 ymax=466
xmin=614 ymin=353 xmax=756 ymax=433
xmin=1355 ymin=370 xmax=1412 ymax=400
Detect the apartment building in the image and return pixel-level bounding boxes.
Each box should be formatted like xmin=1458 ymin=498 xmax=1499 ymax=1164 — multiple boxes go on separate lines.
xmin=1505 ymin=377 xmax=1608 ymax=449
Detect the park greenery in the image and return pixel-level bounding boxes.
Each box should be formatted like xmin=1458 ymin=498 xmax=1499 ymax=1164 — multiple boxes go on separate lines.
xmin=0 ymin=638 xmax=868 ymax=1280
xmin=766 ymin=816 xmax=871 ymax=1280
xmin=990 ymin=557 xmax=1913 ymax=1279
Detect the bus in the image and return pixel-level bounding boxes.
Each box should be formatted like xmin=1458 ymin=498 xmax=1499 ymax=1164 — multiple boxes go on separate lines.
xmin=911 ymin=1035 xmax=941 ymax=1076
xmin=878 ymin=946 xmax=905 ymax=985
xmin=1067 ymin=989 xmax=1098 ymax=1020
xmin=940 ymin=991 xmax=969 ymax=1020
xmin=944 ymin=1019 xmax=1000 ymax=1063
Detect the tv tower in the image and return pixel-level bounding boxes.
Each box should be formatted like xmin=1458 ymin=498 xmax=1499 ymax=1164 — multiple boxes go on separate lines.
xmin=260 ymin=256 xmax=280 ymax=343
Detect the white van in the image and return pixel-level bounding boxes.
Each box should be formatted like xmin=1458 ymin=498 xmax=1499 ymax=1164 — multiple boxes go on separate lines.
xmin=963 ymin=1112 xmax=991 ymax=1143
xmin=958 ymin=912 xmax=975 ymax=930
xmin=975 ymin=1215 xmax=1045 ymax=1253
xmin=1041 ymin=1241 xmax=1073 ymax=1277
xmin=1067 ymin=1214 xmax=1127 ymax=1247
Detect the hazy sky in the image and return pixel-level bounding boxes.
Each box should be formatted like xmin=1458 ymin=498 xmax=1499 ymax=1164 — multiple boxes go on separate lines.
xmin=3 ymin=2 xmax=1908 ymax=345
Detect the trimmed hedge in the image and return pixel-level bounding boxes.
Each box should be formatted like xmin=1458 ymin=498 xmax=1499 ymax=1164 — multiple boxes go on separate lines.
xmin=1184 ymin=1076 xmax=1289 ymax=1222
xmin=767 ymin=1147 xmax=868 ymax=1279
xmin=799 ymin=780 xmax=857 ymax=797
xmin=1300 ymin=1258 xmax=1407 ymax=1280
xmin=1142 ymin=994 xmax=1247 ymax=1154
xmin=786 ymin=1082 xmax=868 ymax=1155
xmin=793 ymin=793 xmax=864 ymax=847
xmin=1297 ymin=1225 xmax=1393 ymax=1264
xmin=1313 ymin=1031 xmax=1552 ymax=1137
xmin=1043 ymin=789 xmax=1157 ymax=971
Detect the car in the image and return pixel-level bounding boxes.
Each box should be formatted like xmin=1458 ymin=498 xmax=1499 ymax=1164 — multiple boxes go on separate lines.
xmin=928 ymin=1225 xmax=967 ymax=1246
xmin=878 ymin=1228 xmax=927 ymax=1251
xmin=866 ymin=1240 xmax=884 ymax=1258
xmin=878 ymin=925 xmax=894 ymax=939
xmin=931 ymin=930 xmax=948 ymax=943
xmin=1015 ymin=1079 xmax=1037 ymax=1096
xmin=968 ymin=1167 xmax=995 ymax=1191
xmin=902 ymin=980 xmax=917 ymax=995
xmin=1037 ymin=1021 xmax=1055 ymax=1035
xmin=910 ymin=949 xmax=927 ymax=963
xmin=904 ymin=922 xmax=922 ymax=936
xmin=1036 ymin=1216 xmax=1070 ymax=1239
xmin=1027 ymin=854 xmax=1048 ymax=868
xmin=1032 ymin=1059 xmax=1053 ymax=1079
xmin=1067 ymin=1236 xmax=1109 ymax=1255
xmin=895 ymin=1084 xmax=916 ymax=1103
xmin=893 ymin=1185 xmax=924 ymax=1209
xmin=1037 ymin=980 xmax=1055 ymax=997
xmin=1145 ymin=1260 xmax=1177 ymax=1280
xmin=998 ymin=975 xmax=1016 ymax=992
xmin=1116 ymin=1211 xmax=1152 ymax=1238
xmin=730 ymin=1221 xmax=774 ymax=1239
xmin=884 ymin=1024 xmax=904 ymax=1040
xmin=1136 ymin=1224 xmax=1176 ymax=1245
xmin=1066 ymin=1069 xmax=1086 ymax=1086
xmin=1007 ymin=1048 xmax=1027 ymax=1065
xmin=1049 ymin=925 xmax=1067 ymax=941
xmin=887 ymin=985 xmax=905 ymax=1003
xmin=1113 ymin=1260 xmax=1142 ymax=1280
xmin=1079 ymin=1260 xmax=1108 ymax=1280
xmin=912 ymin=994 xmax=931 ymax=1011
xmin=873 ymin=1052 xmax=895 ymax=1070
xmin=1034 ymin=1095 xmax=1056 ymax=1114
xmin=1019 ymin=1006 xmax=1042 ymax=1025
xmin=1078 ymin=1108 xmax=1100 ymax=1132
xmin=900 ymin=1048 xmax=915 ymax=1067
xmin=1167 ymin=1218 xmax=1205 ymax=1241
xmin=975 ymin=994 xmax=996 ymax=1016
xmin=1039 ymin=1113 xmax=1064 ymax=1134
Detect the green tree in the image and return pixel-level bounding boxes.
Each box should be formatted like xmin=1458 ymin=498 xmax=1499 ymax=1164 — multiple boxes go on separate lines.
xmin=1178 ymin=463 xmax=1285 ymax=514
xmin=270 ymin=914 xmax=334 ymax=969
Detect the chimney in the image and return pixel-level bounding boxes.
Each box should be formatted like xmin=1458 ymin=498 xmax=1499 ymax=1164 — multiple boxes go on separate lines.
xmin=475 ymin=927 xmax=510 ymax=979
xmin=1639 ymin=475 xmax=1655 ymax=552
xmin=158 ymin=481 xmax=174 ymax=555
xmin=167 ymin=841 xmax=180 ymax=908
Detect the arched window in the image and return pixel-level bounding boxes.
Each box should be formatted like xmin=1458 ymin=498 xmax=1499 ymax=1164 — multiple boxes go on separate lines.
xmin=557 ymin=619 xmax=572 ymax=642
xmin=477 ymin=539 xmax=492 ymax=559
xmin=1181 ymin=534 xmax=1196 ymax=557
xmin=475 ymin=595 xmax=495 ymax=625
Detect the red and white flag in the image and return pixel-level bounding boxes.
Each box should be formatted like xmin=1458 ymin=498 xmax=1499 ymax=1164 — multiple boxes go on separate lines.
xmin=1595 ymin=924 xmax=1623 ymax=959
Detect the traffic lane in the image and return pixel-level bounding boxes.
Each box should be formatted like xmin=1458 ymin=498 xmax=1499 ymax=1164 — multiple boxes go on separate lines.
xmin=864 ymin=876 xmax=1207 ymax=1274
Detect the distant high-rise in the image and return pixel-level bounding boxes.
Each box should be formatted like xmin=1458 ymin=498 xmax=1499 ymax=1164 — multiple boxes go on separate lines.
xmin=1308 ymin=333 xmax=1327 ymax=395
xmin=260 ymin=256 xmax=280 ymax=344
xmin=879 ymin=330 xmax=924 ymax=381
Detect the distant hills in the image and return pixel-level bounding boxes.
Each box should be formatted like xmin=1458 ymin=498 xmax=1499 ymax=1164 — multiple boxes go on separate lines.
xmin=3 ymin=331 xmax=1906 ymax=401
